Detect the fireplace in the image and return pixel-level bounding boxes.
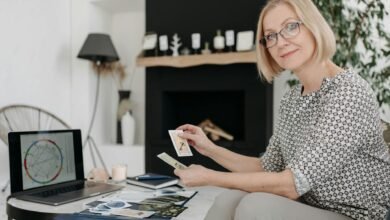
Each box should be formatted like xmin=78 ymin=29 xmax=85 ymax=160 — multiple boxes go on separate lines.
xmin=145 ymin=64 xmax=273 ymax=174
xmin=143 ymin=0 xmax=269 ymax=174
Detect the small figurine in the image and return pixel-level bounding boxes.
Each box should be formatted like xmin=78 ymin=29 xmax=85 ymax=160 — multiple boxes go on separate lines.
xmin=180 ymin=47 xmax=191 ymax=56
xmin=170 ymin=33 xmax=182 ymax=57
xmin=201 ymin=42 xmax=212 ymax=55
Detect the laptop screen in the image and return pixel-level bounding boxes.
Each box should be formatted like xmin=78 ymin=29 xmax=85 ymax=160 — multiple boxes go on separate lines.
xmin=20 ymin=132 xmax=77 ymax=190
xmin=8 ymin=129 xmax=85 ymax=194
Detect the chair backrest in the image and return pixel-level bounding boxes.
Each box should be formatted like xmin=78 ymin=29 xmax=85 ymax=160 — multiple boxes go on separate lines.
xmin=0 ymin=104 xmax=71 ymax=145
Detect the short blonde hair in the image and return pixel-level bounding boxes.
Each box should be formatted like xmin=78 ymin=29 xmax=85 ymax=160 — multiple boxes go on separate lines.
xmin=256 ymin=0 xmax=336 ymax=82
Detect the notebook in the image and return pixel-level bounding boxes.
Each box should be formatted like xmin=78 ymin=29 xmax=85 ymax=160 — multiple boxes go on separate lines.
xmin=126 ymin=173 xmax=179 ymax=189
xmin=8 ymin=129 xmax=123 ymax=206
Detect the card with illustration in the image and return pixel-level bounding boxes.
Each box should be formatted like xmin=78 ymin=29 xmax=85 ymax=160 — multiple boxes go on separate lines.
xmin=168 ymin=130 xmax=193 ymax=157
xmin=157 ymin=152 xmax=188 ymax=170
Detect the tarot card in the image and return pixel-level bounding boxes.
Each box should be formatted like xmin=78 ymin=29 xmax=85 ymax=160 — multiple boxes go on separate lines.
xmin=105 ymin=200 xmax=131 ymax=209
xmin=157 ymin=152 xmax=188 ymax=169
xmin=168 ymin=130 xmax=193 ymax=157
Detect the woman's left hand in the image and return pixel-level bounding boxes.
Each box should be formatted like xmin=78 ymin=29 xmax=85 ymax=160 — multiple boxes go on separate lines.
xmin=174 ymin=164 xmax=214 ymax=187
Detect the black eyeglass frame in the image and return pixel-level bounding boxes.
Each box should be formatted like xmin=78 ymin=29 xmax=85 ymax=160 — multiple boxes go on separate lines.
xmin=259 ymin=20 xmax=303 ymax=49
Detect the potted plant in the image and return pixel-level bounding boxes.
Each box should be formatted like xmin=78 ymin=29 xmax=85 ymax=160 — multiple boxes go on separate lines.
xmin=288 ymin=0 xmax=389 ymax=113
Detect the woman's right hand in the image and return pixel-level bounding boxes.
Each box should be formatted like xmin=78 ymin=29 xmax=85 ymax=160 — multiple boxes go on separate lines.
xmin=176 ymin=124 xmax=217 ymax=157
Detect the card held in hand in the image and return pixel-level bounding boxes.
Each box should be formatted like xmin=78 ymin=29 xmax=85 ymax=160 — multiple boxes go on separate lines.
xmin=157 ymin=152 xmax=187 ymax=170
xmin=168 ymin=130 xmax=193 ymax=157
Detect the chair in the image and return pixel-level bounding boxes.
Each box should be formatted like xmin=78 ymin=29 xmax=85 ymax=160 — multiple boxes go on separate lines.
xmin=0 ymin=104 xmax=71 ymax=192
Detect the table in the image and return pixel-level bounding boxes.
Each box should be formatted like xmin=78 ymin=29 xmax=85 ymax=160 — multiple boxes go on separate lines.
xmin=6 ymin=184 xmax=225 ymax=220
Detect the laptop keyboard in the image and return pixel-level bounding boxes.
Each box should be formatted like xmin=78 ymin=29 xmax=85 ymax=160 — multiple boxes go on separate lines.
xmin=32 ymin=183 xmax=85 ymax=198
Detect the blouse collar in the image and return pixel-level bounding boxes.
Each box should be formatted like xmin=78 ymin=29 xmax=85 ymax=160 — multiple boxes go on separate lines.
xmin=296 ymin=68 xmax=352 ymax=98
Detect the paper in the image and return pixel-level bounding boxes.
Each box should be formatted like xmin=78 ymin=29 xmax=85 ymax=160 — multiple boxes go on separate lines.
xmin=168 ymin=130 xmax=193 ymax=157
xmin=88 ymin=199 xmax=131 ymax=215
xmin=99 ymin=190 xmax=154 ymax=203
xmin=157 ymin=152 xmax=187 ymax=169
xmin=111 ymin=209 xmax=155 ymax=218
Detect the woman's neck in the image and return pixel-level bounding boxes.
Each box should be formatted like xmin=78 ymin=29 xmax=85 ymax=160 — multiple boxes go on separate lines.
xmin=294 ymin=60 xmax=343 ymax=95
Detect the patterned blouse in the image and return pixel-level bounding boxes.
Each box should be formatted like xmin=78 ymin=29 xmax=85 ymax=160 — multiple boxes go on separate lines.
xmin=261 ymin=69 xmax=390 ymax=220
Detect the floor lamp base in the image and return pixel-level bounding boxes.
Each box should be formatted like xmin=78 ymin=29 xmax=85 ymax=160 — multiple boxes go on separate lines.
xmin=85 ymin=135 xmax=109 ymax=177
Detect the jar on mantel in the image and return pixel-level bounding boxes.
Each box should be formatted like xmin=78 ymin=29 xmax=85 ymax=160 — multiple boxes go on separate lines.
xmin=117 ymin=90 xmax=135 ymax=145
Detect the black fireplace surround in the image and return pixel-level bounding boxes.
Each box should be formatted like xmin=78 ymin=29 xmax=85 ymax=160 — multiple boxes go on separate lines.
xmin=145 ymin=64 xmax=273 ymax=174
xmin=145 ymin=0 xmax=270 ymax=174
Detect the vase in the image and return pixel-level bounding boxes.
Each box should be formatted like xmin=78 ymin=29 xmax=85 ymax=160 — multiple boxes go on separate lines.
xmin=116 ymin=90 xmax=135 ymax=145
xmin=213 ymin=29 xmax=225 ymax=52
xmin=121 ymin=111 xmax=135 ymax=145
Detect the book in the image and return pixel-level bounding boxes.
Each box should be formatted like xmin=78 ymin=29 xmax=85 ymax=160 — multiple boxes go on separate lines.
xmin=126 ymin=173 xmax=179 ymax=189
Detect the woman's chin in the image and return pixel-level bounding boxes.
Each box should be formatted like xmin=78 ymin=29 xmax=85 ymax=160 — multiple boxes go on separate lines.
xmin=278 ymin=63 xmax=302 ymax=72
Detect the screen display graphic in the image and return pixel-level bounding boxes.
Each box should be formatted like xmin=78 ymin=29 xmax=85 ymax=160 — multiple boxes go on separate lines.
xmin=20 ymin=132 xmax=76 ymax=190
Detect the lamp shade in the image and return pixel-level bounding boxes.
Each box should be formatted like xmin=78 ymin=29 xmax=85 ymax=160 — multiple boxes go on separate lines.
xmin=77 ymin=33 xmax=120 ymax=63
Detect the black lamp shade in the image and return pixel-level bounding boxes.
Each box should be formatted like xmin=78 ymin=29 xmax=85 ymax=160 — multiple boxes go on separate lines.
xmin=77 ymin=33 xmax=120 ymax=63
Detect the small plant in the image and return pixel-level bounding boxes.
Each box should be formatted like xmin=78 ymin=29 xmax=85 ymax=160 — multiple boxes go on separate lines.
xmin=289 ymin=0 xmax=390 ymax=108
xmin=93 ymin=61 xmax=126 ymax=89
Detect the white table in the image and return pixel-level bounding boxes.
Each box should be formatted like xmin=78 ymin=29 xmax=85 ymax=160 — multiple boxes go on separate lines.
xmin=6 ymin=183 xmax=226 ymax=220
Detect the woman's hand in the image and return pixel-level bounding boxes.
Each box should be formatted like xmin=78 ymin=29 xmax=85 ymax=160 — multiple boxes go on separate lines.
xmin=176 ymin=124 xmax=217 ymax=157
xmin=174 ymin=165 xmax=214 ymax=187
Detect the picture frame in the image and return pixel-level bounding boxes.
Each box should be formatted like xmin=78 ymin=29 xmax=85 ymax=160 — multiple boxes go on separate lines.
xmin=236 ymin=31 xmax=254 ymax=51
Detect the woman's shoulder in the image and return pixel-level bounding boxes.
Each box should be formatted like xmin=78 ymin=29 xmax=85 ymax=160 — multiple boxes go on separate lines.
xmin=325 ymin=68 xmax=376 ymax=105
xmin=326 ymin=69 xmax=373 ymax=96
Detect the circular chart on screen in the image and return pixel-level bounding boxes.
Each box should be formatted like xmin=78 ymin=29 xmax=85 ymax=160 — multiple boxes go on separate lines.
xmin=23 ymin=139 xmax=63 ymax=184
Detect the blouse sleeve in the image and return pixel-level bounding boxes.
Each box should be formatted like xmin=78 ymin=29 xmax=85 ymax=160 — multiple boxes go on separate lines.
xmin=287 ymin=82 xmax=376 ymax=196
xmin=261 ymin=92 xmax=289 ymax=172
xmin=261 ymin=134 xmax=285 ymax=172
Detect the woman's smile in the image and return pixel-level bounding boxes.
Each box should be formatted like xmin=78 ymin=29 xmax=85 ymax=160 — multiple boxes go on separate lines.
xmin=280 ymin=49 xmax=299 ymax=58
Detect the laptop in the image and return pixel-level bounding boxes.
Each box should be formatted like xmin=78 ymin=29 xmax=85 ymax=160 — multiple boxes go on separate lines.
xmin=8 ymin=129 xmax=123 ymax=206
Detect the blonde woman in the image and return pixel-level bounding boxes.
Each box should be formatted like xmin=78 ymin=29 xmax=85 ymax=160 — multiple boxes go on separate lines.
xmin=173 ymin=0 xmax=390 ymax=219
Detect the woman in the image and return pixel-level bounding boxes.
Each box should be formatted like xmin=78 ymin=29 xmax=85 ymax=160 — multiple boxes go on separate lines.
xmin=173 ymin=0 xmax=390 ymax=219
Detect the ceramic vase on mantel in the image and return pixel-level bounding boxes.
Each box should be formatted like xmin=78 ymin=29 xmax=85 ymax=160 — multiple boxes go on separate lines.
xmin=116 ymin=90 xmax=135 ymax=145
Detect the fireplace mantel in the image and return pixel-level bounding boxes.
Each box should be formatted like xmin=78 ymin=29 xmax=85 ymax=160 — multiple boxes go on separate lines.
xmin=137 ymin=51 xmax=257 ymax=68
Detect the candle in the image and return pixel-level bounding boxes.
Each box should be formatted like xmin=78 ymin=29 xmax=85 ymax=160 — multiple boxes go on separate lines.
xmin=112 ymin=164 xmax=127 ymax=182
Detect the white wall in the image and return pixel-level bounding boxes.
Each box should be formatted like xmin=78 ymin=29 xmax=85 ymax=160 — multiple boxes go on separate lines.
xmin=95 ymin=0 xmax=146 ymax=144
xmin=0 ymin=0 xmax=146 ymax=184
xmin=0 ymin=0 xmax=72 ymax=186
xmin=0 ymin=0 xmax=72 ymax=124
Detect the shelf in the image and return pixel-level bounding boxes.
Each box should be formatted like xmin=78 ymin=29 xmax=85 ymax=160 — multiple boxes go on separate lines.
xmin=136 ymin=51 xmax=257 ymax=68
xmin=91 ymin=0 xmax=142 ymax=13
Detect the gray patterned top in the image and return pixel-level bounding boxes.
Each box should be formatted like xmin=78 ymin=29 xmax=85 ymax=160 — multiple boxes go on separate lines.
xmin=261 ymin=69 xmax=390 ymax=220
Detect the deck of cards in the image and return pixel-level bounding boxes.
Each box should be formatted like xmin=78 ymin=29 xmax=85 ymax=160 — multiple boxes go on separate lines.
xmin=168 ymin=130 xmax=193 ymax=157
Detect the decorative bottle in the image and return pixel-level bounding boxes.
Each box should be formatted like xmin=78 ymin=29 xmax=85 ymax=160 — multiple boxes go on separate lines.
xmin=213 ymin=30 xmax=225 ymax=52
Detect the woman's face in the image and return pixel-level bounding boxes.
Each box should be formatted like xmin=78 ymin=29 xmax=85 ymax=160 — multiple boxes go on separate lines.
xmin=262 ymin=4 xmax=316 ymax=71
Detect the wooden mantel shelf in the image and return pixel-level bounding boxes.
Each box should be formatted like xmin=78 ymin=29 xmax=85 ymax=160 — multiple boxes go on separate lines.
xmin=136 ymin=51 xmax=257 ymax=68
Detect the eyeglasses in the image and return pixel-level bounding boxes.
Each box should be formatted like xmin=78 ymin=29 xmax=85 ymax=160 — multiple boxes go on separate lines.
xmin=260 ymin=21 xmax=303 ymax=49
